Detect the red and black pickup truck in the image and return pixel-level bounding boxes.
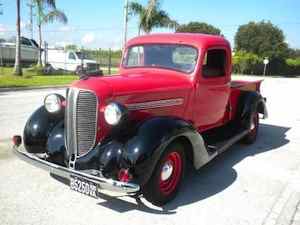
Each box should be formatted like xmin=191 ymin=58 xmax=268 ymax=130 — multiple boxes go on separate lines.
xmin=13 ymin=33 xmax=268 ymax=206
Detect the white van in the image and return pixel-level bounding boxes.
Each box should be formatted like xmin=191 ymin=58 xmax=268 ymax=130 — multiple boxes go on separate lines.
xmin=43 ymin=48 xmax=99 ymax=74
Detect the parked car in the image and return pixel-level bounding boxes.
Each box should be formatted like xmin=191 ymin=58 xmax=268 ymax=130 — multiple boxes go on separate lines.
xmin=0 ymin=37 xmax=39 ymax=65
xmin=43 ymin=48 xmax=99 ymax=74
xmin=13 ymin=33 xmax=268 ymax=206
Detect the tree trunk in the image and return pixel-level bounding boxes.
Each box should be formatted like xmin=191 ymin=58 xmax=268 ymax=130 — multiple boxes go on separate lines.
xmin=13 ymin=0 xmax=22 ymax=76
xmin=37 ymin=24 xmax=42 ymax=67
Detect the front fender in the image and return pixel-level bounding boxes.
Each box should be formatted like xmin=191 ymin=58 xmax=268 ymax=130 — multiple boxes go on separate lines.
xmin=121 ymin=117 xmax=209 ymax=185
xmin=23 ymin=106 xmax=64 ymax=154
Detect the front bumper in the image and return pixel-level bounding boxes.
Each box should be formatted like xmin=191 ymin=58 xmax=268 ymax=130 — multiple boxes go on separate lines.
xmin=13 ymin=145 xmax=140 ymax=195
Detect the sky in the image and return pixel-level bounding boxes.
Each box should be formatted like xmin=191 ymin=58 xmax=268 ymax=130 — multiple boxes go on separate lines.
xmin=0 ymin=0 xmax=300 ymax=50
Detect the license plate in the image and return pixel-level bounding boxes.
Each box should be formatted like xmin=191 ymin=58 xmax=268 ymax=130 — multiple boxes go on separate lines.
xmin=70 ymin=175 xmax=98 ymax=198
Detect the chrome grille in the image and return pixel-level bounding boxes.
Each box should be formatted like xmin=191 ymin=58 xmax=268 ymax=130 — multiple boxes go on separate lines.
xmin=76 ymin=90 xmax=98 ymax=156
xmin=65 ymin=88 xmax=78 ymax=158
xmin=86 ymin=63 xmax=99 ymax=71
xmin=65 ymin=88 xmax=98 ymax=158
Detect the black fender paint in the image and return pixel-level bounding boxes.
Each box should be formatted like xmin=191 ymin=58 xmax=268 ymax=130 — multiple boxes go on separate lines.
xmin=74 ymin=141 xmax=123 ymax=179
xmin=120 ymin=117 xmax=205 ymax=186
xmin=75 ymin=117 xmax=206 ymax=185
xmin=23 ymin=106 xmax=64 ymax=154
xmin=46 ymin=121 xmax=68 ymax=166
xmin=23 ymin=108 xmax=205 ymax=186
xmin=238 ymin=91 xmax=267 ymax=128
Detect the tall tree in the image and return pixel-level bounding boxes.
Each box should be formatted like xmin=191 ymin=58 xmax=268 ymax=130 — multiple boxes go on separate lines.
xmin=13 ymin=0 xmax=22 ymax=76
xmin=176 ymin=22 xmax=222 ymax=35
xmin=33 ymin=0 xmax=67 ymax=66
xmin=234 ymin=21 xmax=288 ymax=59
xmin=129 ymin=0 xmax=177 ymax=35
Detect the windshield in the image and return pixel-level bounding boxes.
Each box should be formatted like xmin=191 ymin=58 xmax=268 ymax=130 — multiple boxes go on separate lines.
xmin=75 ymin=52 xmax=92 ymax=60
xmin=123 ymin=44 xmax=198 ymax=73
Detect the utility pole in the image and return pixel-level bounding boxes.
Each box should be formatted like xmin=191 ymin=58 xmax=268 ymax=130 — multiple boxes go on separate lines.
xmin=122 ymin=0 xmax=129 ymax=49
xmin=0 ymin=1 xmax=3 ymax=68
xmin=108 ymin=48 xmax=112 ymax=75
xmin=27 ymin=0 xmax=34 ymax=39
xmin=13 ymin=0 xmax=22 ymax=75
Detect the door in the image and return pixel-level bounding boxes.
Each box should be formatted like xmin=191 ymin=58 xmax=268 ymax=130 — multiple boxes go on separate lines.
xmin=67 ymin=52 xmax=78 ymax=71
xmin=21 ymin=37 xmax=35 ymax=61
xmin=194 ymin=48 xmax=231 ymax=130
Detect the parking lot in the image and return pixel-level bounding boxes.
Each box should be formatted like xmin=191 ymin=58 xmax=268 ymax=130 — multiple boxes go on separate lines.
xmin=1 ymin=77 xmax=300 ymax=225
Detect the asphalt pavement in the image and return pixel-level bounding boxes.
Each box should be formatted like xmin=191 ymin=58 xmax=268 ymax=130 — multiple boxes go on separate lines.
xmin=0 ymin=88 xmax=66 ymax=143
xmin=1 ymin=77 xmax=300 ymax=225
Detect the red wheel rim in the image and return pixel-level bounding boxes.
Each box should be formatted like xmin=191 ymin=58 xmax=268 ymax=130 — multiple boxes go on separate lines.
xmin=159 ymin=151 xmax=182 ymax=195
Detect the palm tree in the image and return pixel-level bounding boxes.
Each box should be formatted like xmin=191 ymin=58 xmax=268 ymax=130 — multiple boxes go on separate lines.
xmin=13 ymin=0 xmax=22 ymax=76
xmin=33 ymin=0 xmax=67 ymax=66
xmin=129 ymin=0 xmax=177 ymax=35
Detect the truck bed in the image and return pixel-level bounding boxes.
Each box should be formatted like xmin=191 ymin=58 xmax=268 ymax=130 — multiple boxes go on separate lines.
xmin=228 ymin=79 xmax=264 ymax=128
xmin=231 ymin=79 xmax=263 ymax=92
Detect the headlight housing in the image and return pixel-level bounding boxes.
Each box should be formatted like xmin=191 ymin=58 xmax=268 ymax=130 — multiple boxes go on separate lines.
xmin=104 ymin=102 xmax=127 ymax=126
xmin=44 ymin=94 xmax=64 ymax=113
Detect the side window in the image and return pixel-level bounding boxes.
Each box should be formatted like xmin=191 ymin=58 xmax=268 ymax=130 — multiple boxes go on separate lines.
xmin=202 ymin=49 xmax=227 ymax=78
xmin=126 ymin=46 xmax=144 ymax=67
xmin=21 ymin=38 xmax=32 ymax=46
xmin=30 ymin=39 xmax=39 ymax=48
xmin=68 ymin=52 xmax=76 ymax=60
xmin=172 ymin=47 xmax=197 ymax=73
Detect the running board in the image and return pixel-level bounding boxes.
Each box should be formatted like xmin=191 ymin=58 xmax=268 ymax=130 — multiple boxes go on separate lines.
xmin=207 ymin=129 xmax=249 ymax=155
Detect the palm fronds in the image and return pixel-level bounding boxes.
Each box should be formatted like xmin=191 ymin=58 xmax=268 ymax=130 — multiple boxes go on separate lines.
xmin=129 ymin=0 xmax=177 ymax=34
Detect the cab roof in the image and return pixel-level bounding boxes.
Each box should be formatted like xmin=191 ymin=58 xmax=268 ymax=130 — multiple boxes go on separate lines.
xmin=127 ymin=33 xmax=230 ymax=49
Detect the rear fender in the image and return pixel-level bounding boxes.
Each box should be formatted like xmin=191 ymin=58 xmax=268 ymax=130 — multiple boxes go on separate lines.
xmin=239 ymin=91 xmax=268 ymax=128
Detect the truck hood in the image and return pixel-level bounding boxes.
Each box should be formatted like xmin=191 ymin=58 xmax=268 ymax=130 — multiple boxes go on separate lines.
xmin=72 ymin=70 xmax=192 ymax=103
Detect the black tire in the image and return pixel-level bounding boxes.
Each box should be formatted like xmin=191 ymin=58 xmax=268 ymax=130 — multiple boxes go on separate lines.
xmin=242 ymin=111 xmax=259 ymax=144
xmin=43 ymin=64 xmax=54 ymax=75
xmin=142 ymin=142 xmax=186 ymax=206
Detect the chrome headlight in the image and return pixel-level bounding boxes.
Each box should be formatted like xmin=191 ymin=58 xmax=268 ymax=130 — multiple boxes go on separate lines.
xmin=44 ymin=94 xmax=64 ymax=113
xmin=104 ymin=102 xmax=127 ymax=126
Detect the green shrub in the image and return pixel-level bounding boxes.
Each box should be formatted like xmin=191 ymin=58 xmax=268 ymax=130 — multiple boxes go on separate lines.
xmin=282 ymin=58 xmax=300 ymax=76
xmin=286 ymin=58 xmax=300 ymax=67
xmin=233 ymin=51 xmax=300 ymax=76
xmin=23 ymin=73 xmax=33 ymax=79
xmin=233 ymin=51 xmax=262 ymax=74
xmin=24 ymin=65 xmax=44 ymax=76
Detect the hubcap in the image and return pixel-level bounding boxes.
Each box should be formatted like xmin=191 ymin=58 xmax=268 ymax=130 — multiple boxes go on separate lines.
xmin=159 ymin=151 xmax=182 ymax=195
xmin=161 ymin=161 xmax=174 ymax=181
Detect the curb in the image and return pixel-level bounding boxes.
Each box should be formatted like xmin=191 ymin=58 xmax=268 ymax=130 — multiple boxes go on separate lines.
xmin=0 ymin=85 xmax=68 ymax=93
